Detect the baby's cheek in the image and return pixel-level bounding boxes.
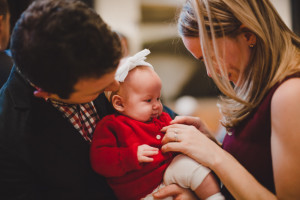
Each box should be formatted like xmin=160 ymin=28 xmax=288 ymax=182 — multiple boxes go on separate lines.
xmin=159 ymin=105 xmax=163 ymax=114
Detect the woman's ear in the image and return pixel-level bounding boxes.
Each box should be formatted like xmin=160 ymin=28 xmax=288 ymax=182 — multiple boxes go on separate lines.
xmin=112 ymin=95 xmax=125 ymax=112
xmin=244 ymin=31 xmax=257 ymax=47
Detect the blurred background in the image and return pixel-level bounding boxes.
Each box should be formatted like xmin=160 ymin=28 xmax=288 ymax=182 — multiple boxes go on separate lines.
xmin=7 ymin=0 xmax=300 ymax=138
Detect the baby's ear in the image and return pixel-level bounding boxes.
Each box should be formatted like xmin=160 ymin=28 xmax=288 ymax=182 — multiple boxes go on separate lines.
xmin=112 ymin=95 xmax=125 ymax=112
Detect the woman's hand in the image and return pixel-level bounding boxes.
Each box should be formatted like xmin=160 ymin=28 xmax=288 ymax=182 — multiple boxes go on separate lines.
xmin=171 ymin=116 xmax=210 ymax=134
xmin=170 ymin=116 xmax=220 ymax=146
xmin=161 ymin=124 xmax=223 ymax=168
xmin=152 ymin=184 xmax=197 ymax=200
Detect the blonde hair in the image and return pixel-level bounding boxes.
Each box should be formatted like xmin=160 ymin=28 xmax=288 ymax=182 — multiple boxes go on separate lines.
xmin=178 ymin=0 xmax=300 ymax=129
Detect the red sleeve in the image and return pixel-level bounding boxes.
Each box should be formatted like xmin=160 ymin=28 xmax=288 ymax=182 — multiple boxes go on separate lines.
xmin=90 ymin=115 xmax=142 ymax=177
xmin=160 ymin=112 xmax=172 ymax=125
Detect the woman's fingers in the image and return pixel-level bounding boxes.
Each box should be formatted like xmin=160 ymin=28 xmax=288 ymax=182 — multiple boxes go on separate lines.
xmin=161 ymin=123 xmax=189 ymax=132
xmin=167 ymin=115 xmax=211 ymax=135
xmin=162 ymin=124 xmax=198 ymax=144
xmin=161 ymin=142 xmax=184 ymax=153
xmin=161 ymin=127 xmax=182 ymax=144
xmin=153 ymin=184 xmax=181 ymax=198
xmin=153 ymin=184 xmax=197 ymax=200
xmin=171 ymin=115 xmax=200 ymax=125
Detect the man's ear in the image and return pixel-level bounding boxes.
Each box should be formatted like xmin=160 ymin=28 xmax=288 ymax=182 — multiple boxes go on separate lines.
xmin=0 ymin=15 xmax=3 ymax=49
xmin=0 ymin=15 xmax=3 ymax=33
xmin=33 ymin=87 xmax=52 ymax=99
xmin=112 ymin=94 xmax=125 ymax=112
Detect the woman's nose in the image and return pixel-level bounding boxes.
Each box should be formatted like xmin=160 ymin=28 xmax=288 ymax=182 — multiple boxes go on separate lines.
xmin=104 ymin=80 xmax=120 ymax=92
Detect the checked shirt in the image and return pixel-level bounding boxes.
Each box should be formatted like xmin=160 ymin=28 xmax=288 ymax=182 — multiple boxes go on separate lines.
xmin=49 ymin=99 xmax=100 ymax=143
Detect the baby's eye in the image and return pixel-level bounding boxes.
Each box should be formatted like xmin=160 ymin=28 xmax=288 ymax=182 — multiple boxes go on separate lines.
xmin=145 ymin=99 xmax=151 ymax=103
xmin=157 ymin=97 xmax=161 ymax=101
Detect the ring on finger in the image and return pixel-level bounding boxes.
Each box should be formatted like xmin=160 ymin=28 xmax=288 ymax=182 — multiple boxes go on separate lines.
xmin=174 ymin=130 xmax=179 ymax=142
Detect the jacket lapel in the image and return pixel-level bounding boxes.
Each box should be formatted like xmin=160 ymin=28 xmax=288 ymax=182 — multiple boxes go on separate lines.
xmin=31 ymin=96 xmax=91 ymax=168
xmin=7 ymin=67 xmax=104 ymax=168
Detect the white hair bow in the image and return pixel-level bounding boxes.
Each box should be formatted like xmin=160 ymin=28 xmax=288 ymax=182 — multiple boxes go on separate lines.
xmin=115 ymin=49 xmax=153 ymax=82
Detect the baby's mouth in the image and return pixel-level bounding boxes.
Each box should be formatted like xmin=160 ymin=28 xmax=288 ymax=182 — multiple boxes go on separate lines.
xmin=151 ymin=113 xmax=159 ymax=118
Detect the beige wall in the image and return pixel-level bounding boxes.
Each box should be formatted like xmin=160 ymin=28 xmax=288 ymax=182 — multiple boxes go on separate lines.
xmin=94 ymin=0 xmax=293 ymax=133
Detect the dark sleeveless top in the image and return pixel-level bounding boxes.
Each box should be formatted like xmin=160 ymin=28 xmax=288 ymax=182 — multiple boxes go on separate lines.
xmin=221 ymin=74 xmax=300 ymax=199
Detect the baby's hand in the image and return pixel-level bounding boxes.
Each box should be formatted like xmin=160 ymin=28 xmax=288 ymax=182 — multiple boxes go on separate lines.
xmin=137 ymin=144 xmax=159 ymax=163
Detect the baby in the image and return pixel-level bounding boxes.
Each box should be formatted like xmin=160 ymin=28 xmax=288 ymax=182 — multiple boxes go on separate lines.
xmin=90 ymin=49 xmax=225 ymax=200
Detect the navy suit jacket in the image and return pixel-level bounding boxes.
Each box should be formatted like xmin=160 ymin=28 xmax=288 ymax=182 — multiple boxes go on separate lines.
xmin=0 ymin=67 xmax=176 ymax=199
xmin=0 ymin=51 xmax=13 ymax=88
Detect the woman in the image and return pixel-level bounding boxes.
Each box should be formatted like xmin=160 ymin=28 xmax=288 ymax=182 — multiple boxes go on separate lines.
xmin=154 ymin=0 xmax=300 ymax=199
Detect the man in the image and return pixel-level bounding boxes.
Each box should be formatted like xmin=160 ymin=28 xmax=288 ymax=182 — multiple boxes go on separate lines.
xmin=0 ymin=0 xmax=13 ymax=88
xmin=0 ymin=0 xmax=123 ymax=199
xmin=0 ymin=0 xmax=180 ymax=199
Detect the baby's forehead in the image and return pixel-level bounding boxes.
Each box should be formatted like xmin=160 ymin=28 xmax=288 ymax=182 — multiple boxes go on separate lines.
xmin=126 ymin=65 xmax=155 ymax=79
xmin=131 ymin=65 xmax=153 ymax=72
xmin=121 ymin=67 xmax=160 ymax=89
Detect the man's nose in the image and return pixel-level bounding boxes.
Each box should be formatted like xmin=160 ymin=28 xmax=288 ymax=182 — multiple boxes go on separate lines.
xmin=105 ymin=80 xmax=120 ymax=92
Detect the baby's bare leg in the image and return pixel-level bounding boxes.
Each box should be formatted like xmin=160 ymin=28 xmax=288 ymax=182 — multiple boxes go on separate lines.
xmin=194 ymin=172 xmax=224 ymax=200
xmin=164 ymin=154 xmax=225 ymax=200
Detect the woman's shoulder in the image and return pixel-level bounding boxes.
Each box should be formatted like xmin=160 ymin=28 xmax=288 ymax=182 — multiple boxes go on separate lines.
xmin=271 ymin=77 xmax=300 ymax=135
xmin=270 ymin=78 xmax=300 ymax=196
xmin=272 ymin=77 xmax=300 ymax=107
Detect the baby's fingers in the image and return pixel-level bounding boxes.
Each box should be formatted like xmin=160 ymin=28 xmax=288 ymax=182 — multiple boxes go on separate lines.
xmin=140 ymin=156 xmax=154 ymax=163
xmin=145 ymin=145 xmax=159 ymax=151
xmin=142 ymin=149 xmax=159 ymax=157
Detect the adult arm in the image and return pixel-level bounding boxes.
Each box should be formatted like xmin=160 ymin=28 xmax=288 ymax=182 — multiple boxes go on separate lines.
xmin=271 ymin=78 xmax=300 ymax=199
xmin=161 ymin=118 xmax=278 ymax=199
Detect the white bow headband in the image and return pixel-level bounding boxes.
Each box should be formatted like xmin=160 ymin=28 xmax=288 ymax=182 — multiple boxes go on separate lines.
xmin=114 ymin=49 xmax=153 ymax=82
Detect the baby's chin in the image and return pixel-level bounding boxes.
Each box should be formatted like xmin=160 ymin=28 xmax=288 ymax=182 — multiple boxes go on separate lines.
xmin=146 ymin=113 xmax=160 ymax=122
xmin=134 ymin=112 xmax=162 ymax=122
xmin=151 ymin=113 xmax=159 ymax=119
xmin=133 ymin=116 xmax=154 ymax=123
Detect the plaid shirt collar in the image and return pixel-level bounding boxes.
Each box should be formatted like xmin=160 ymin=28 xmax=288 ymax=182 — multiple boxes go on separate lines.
xmin=48 ymin=99 xmax=100 ymax=143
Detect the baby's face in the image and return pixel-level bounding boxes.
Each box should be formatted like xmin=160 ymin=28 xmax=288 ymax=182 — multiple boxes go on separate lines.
xmin=120 ymin=67 xmax=163 ymax=122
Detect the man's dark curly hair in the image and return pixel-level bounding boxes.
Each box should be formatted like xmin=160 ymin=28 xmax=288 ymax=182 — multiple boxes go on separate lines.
xmin=10 ymin=0 xmax=122 ymax=99
xmin=0 ymin=0 xmax=9 ymax=17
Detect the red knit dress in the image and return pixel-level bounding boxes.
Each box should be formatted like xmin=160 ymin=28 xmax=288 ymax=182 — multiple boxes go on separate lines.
xmin=90 ymin=112 xmax=173 ymax=200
